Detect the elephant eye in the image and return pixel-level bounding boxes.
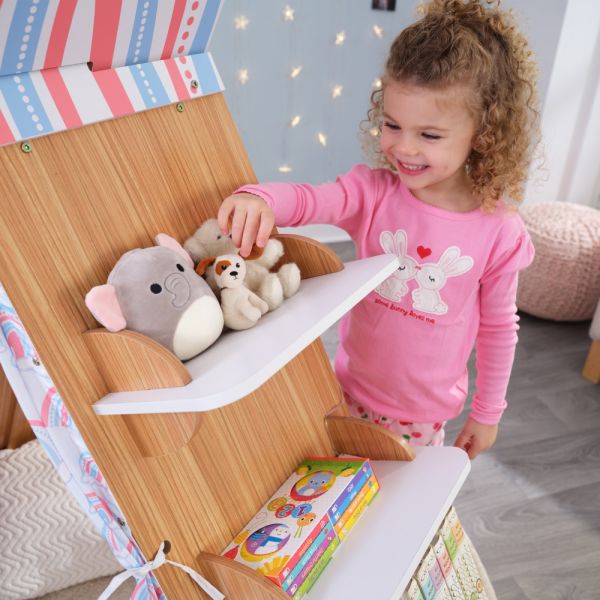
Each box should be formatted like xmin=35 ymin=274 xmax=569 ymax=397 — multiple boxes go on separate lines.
xmin=150 ymin=283 xmax=162 ymax=294
xmin=176 ymin=263 xmax=184 ymax=272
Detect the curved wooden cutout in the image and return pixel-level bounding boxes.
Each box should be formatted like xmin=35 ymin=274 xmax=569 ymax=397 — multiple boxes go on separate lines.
xmin=197 ymin=551 xmax=288 ymax=599
xmin=122 ymin=412 xmax=201 ymax=458
xmin=325 ymin=413 xmax=416 ymax=461
xmin=272 ymin=234 xmax=344 ymax=279
xmin=83 ymin=328 xmax=191 ymax=392
xmin=582 ymin=339 xmax=600 ymax=383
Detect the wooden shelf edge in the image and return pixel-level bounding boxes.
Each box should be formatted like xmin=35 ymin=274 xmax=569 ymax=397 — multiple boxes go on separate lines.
xmin=325 ymin=407 xmax=415 ymax=461
xmin=272 ymin=233 xmax=344 ymax=279
xmin=83 ymin=328 xmax=191 ymax=393
xmin=197 ymin=551 xmax=289 ymax=599
xmin=582 ymin=339 xmax=600 ymax=383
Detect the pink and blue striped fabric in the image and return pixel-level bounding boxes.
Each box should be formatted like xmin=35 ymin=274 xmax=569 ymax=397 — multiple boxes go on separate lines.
xmin=0 ymin=0 xmax=224 ymax=146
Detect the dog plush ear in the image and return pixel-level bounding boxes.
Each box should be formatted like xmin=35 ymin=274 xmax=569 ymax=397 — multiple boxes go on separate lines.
xmin=196 ymin=257 xmax=216 ymax=277
xmin=240 ymin=244 xmax=264 ymax=261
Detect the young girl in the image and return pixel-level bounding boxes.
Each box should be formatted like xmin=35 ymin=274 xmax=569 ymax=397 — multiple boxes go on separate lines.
xmin=217 ymin=0 xmax=539 ymax=459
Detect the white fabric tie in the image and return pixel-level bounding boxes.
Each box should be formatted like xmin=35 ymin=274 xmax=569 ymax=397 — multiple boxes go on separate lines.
xmin=97 ymin=541 xmax=225 ymax=600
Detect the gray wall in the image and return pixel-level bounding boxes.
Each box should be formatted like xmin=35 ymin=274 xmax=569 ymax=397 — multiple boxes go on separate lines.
xmin=210 ymin=1 xmax=567 ymax=188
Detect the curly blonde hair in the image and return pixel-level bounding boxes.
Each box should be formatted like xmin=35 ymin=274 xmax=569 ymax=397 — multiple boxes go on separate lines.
xmin=362 ymin=0 xmax=540 ymax=211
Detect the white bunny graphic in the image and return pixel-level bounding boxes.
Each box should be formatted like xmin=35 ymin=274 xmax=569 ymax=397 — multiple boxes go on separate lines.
xmin=376 ymin=229 xmax=418 ymax=301
xmin=412 ymin=246 xmax=474 ymax=314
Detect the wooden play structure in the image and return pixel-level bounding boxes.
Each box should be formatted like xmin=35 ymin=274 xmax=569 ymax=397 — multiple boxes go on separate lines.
xmin=0 ymin=3 xmax=472 ymax=598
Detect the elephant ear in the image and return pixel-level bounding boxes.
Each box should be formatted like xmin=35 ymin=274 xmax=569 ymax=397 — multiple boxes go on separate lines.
xmin=85 ymin=284 xmax=126 ymax=332
xmin=154 ymin=233 xmax=194 ymax=268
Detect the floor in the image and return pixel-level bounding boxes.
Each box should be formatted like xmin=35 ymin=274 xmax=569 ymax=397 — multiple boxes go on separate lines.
xmin=38 ymin=241 xmax=599 ymax=600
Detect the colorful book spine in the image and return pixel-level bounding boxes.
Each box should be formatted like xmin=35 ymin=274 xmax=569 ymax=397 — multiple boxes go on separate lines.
xmin=293 ymin=534 xmax=340 ymax=599
xmin=432 ymin=534 xmax=465 ymax=600
xmin=415 ymin=554 xmax=437 ymax=600
xmin=285 ymin=520 xmax=337 ymax=596
xmin=422 ymin=546 xmax=453 ymax=600
xmin=279 ymin=514 xmax=330 ymax=582
xmin=443 ymin=508 xmax=488 ymax=600
xmin=337 ymin=477 xmax=379 ymax=541
xmin=283 ymin=519 xmax=335 ymax=591
xmin=403 ymin=577 xmax=426 ymax=600
xmin=334 ymin=474 xmax=377 ymax=535
xmin=329 ymin=463 xmax=373 ymax=524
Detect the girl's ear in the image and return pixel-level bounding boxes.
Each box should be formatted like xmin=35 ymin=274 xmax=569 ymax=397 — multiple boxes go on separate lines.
xmin=196 ymin=257 xmax=216 ymax=276
xmin=241 ymin=244 xmax=264 ymax=261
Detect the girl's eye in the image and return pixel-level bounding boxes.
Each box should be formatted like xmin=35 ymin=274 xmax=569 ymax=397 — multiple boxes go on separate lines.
xmin=422 ymin=133 xmax=441 ymax=140
xmin=384 ymin=121 xmax=400 ymax=130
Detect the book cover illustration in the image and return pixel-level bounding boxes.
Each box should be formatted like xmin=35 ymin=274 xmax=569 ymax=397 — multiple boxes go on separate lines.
xmin=432 ymin=534 xmax=465 ymax=600
xmin=403 ymin=577 xmax=426 ymax=600
xmin=221 ymin=457 xmax=377 ymax=594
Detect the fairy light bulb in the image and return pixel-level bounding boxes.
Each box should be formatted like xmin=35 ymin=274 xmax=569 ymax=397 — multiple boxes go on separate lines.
xmin=373 ymin=25 xmax=384 ymax=39
xmin=373 ymin=78 xmax=382 ymax=89
xmin=290 ymin=115 xmax=301 ymax=127
xmin=238 ymin=69 xmax=249 ymax=84
xmin=290 ymin=66 xmax=303 ymax=78
xmin=335 ymin=31 xmax=346 ymax=46
xmin=234 ymin=16 xmax=249 ymax=30
xmin=283 ymin=5 xmax=295 ymax=21
xmin=317 ymin=132 xmax=327 ymax=146
xmin=278 ymin=164 xmax=293 ymax=173
xmin=331 ymin=85 xmax=343 ymax=98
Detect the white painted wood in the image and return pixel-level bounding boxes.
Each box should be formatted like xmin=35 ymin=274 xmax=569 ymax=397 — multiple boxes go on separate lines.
xmin=525 ymin=0 xmax=600 ymax=206
xmin=310 ymin=447 xmax=471 ymax=600
xmin=93 ymin=254 xmax=399 ymax=415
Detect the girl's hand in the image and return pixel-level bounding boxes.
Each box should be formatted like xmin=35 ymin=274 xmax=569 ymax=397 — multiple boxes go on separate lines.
xmin=453 ymin=417 xmax=498 ymax=460
xmin=218 ymin=193 xmax=275 ymax=258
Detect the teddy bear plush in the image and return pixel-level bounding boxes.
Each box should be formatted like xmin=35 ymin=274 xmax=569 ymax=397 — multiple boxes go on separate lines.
xmin=184 ymin=218 xmax=300 ymax=311
xmin=197 ymin=254 xmax=268 ymax=330
xmin=85 ymin=234 xmax=224 ymax=361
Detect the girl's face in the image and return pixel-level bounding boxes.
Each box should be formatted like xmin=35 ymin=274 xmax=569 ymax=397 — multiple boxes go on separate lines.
xmin=380 ymin=80 xmax=478 ymax=208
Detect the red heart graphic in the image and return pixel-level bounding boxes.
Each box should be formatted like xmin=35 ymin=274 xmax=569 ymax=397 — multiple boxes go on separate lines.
xmin=417 ymin=245 xmax=432 ymax=259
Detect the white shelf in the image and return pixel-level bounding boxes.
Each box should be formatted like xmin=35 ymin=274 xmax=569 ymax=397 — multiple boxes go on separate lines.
xmin=93 ymin=254 xmax=399 ymax=415
xmin=310 ymin=447 xmax=471 ymax=600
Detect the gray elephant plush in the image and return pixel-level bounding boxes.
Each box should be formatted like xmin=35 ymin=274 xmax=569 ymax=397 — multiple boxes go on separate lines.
xmin=85 ymin=234 xmax=224 ymax=361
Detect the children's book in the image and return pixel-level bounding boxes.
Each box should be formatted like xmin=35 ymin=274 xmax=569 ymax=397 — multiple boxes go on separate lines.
xmin=441 ymin=508 xmax=489 ymax=600
xmin=221 ymin=456 xmax=378 ymax=595
xmin=432 ymin=534 xmax=465 ymax=600
xmin=337 ymin=476 xmax=379 ymax=541
xmin=403 ymin=577 xmax=426 ymax=600
xmin=421 ymin=546 xmax=453 ymax=600
xmin=292 ymin=531 xmax=340 ymax=599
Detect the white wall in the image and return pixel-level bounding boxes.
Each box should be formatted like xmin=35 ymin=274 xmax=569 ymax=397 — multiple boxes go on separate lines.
xmin=210 ymin=0 xmax=570 ymax=241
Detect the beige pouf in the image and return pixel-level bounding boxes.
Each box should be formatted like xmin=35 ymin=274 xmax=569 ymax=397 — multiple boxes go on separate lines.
xmin=517 ymin=202 xmax=600 ymax=321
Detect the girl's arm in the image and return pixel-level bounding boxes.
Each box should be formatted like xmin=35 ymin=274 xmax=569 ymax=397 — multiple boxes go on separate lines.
xmin=218 ymin=164 xmax=380 ymax=256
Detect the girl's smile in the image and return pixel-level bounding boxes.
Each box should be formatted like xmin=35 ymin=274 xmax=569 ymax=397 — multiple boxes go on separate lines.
xmin=380 ymin=80 xmax=479 ymax=211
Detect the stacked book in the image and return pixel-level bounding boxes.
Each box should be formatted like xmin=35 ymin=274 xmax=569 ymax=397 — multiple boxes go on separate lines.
xmin=222 ymin=456 xmax=379 ymax=598
xmin=402 ymin=506 xmax=490 ymax=600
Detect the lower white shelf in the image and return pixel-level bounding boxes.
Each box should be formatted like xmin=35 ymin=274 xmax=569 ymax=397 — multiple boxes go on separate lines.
xmin=308 ymin=447 xmax=470 ymax=600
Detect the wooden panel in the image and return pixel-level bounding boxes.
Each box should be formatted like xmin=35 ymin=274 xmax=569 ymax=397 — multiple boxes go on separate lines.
xmin=273 ymin=234 xmax=344 ymax=279
xmin=582 ymin=339 xmax=600 ymax=383
xmin=0 ymin=369 xmax=34 ymax=449
xmin=0 ymin=94 xmax=347 ymax=597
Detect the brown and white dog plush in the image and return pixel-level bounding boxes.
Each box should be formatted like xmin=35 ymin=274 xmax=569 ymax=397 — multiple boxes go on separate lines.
xmin=197 ymin=254 xmax=268 ymax=330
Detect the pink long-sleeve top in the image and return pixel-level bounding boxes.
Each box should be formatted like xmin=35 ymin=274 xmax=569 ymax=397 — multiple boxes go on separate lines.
xmin=238 ymin=164 xmax=534 ymax=425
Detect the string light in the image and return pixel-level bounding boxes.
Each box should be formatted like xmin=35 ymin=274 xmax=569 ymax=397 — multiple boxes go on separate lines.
xmin=373 ymin=25 xmax=384 ymax=39
xmin=331 ymin=85 xmax=343 ymax=98
xmin=283 ymin=5 xmax=295 ymax=21
xmin=238 ymin=68 xmax=249 ymax=84
xmin=278 ymin=164 xmax=293 ymax=173
xmin=373 ymin=78 xmax=382 ymax=89
xmin=290 ymin=115 xmax=301 ymax=127
xmin=370 ymin=127 xmax=380 ymax=137
xmin=335 ymin=31 xmax=346 ymax=46
xmin=317 ymin=132 xmax=327 ymax=146
xmin=234 ymin=15 xmax=250 ymax=30
xmin=290 ymin=66 xmax=303 ymax=78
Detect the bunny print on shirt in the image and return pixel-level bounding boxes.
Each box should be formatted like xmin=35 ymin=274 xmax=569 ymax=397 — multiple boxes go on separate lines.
xmin=376 ymin=229 xmax=474 ymax=315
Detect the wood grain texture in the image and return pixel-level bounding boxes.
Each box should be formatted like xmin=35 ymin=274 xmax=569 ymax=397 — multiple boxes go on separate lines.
xmin=0 ymin=370 xmax=34 ymax=449
xmin=83 ymin=329 xmax=191 ymax=392
xmin=273 ymin=234 xmax=344 ymax=279
xmin=0 ymin=94 xmax=352 ymax=597
xmin=582 ymin=339 xmax=600 ymax=383
xmin=325 ymin=414 xmax=415 ymax=461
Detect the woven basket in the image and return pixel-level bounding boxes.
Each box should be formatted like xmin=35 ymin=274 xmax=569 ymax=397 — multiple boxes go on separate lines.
xmin=517 ymin=202 xmax=600 ymax=321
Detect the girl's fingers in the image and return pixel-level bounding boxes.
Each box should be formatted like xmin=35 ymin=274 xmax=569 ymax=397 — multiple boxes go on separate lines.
xmin=240 ymin=210 xmax=260 ymax=257
xmin=217 ymin=197 xmax=235 ymax=234
xmin=230 ymin=208 xmax=247 ymax=249
xmin=256 ymin=211 xmax=274 ymax=248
